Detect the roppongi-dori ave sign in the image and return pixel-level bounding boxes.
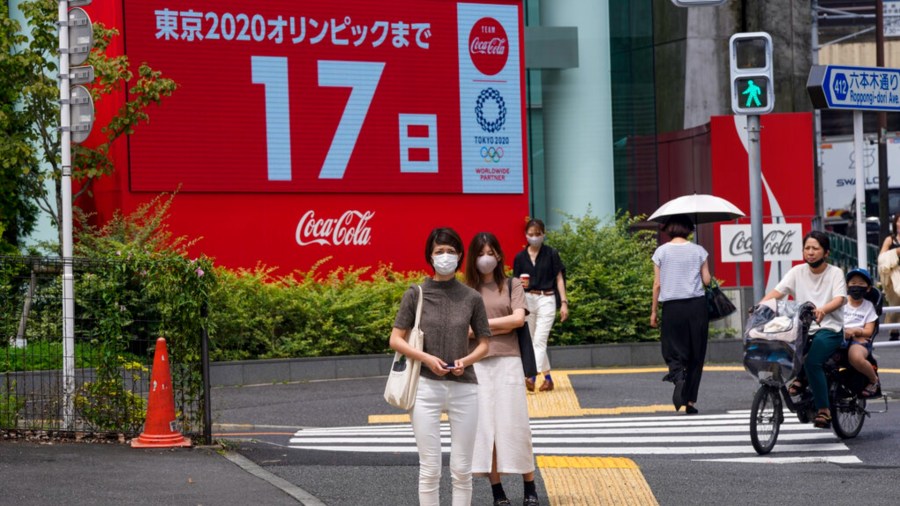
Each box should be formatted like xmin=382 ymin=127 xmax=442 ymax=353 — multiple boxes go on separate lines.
xmin=808 ymin=64 xmax=900 ymax=111
xmin=124 ymin=0 xmax=525 ymax=194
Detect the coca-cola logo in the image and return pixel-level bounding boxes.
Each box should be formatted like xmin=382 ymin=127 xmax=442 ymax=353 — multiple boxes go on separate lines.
xmin=295 ymin=210 xmax=374 ymax=246
xmin=728 ymin=229 xmax=797 ymax=258
xmin=468 ymin=17 xmax=508 ymax=76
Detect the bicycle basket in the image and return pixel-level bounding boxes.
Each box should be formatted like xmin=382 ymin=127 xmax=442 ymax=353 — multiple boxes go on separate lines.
xmin=743 ymin=300 xmax=810 ymax=385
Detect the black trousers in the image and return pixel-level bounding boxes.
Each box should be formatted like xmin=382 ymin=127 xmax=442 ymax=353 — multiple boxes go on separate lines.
xmin=660 ymin=296 xmax=709 ymax=403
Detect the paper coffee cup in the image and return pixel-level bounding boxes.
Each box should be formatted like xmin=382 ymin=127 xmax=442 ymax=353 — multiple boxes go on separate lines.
xmin=521 ymin=274 xmax=530 ymax=287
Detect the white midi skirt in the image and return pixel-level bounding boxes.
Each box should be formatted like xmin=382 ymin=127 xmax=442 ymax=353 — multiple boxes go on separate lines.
xmin=471 ymin=356 xmax=535 ymax=475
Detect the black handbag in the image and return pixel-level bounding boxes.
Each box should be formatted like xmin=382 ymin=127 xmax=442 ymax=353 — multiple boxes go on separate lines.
xmin=706 ymin=279 xmax=737 ymax=321
xmin=509 ymin=279 xmax=539 ymax=377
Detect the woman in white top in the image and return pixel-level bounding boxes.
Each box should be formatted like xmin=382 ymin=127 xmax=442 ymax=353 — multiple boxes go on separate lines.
xmin=650 ymin=215 xmax=711 ymax=414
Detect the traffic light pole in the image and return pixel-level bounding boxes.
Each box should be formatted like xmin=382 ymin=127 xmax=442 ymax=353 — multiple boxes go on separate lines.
xmin=853 ymin=110 xmax=867 ymax=269
xmin=747 ymin=115 xmax=765 ymax=302
xmin=58 ymin=0 xmax=76 ymax=430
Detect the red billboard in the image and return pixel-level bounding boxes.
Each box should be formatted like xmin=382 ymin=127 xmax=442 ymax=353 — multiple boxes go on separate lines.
xmin=86 ymin=1 xmax=529 ymax=273
xmin=710 ymin=113 xmax=816 ymax=291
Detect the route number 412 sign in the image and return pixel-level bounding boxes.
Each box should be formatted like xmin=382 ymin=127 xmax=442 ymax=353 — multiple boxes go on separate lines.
xmin=124 ymin=0 xmax=526 ymax=195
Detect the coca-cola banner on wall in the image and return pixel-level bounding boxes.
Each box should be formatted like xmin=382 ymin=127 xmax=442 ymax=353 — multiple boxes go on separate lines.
xmin=718 ymin=224 xmax=803 ymax=263
xmin=85 ymin=1 xmax=528 ymax=273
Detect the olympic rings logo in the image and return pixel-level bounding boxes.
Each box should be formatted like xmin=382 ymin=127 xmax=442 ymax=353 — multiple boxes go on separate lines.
xmin=480 ymin=146 xmax=504 ymax=163
xmin=475 ymin=88 xmax=507 ymax=133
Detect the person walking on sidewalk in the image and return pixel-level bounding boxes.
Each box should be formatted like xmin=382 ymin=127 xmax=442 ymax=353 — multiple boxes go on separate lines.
xmin=878 ymin=213 xmax=900 ymax=341
xmin=389 ymin=227 xmax=491 ymax=506
xmin=513 ymin=219 xmax=568 ymax=393
xmin=465 ymin=232 xmax=539 ymax=506
xmin=650 ymin=215 xmax=711 ymax=414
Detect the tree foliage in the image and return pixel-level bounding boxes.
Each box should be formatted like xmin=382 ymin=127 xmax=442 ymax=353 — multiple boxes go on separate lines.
xmin=0 ymin=2 xmax=38 ymax=250
xmin=5 ymin=0 xmax=177 ymax=253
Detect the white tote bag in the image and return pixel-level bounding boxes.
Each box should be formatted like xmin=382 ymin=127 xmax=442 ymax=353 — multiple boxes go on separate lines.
xmin=384 ymin=285 xmax=424 ymax=410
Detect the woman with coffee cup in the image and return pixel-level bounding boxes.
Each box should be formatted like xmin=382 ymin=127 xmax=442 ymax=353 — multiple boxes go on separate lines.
xmin=513 ymin=219 xmax=568 ymax=392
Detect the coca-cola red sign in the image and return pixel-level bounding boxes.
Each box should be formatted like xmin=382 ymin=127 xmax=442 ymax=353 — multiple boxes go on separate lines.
xmin=468 ymin=17 xmax=508 ymax=76
xmin=295 ymin=210 xmax=375 ymax=247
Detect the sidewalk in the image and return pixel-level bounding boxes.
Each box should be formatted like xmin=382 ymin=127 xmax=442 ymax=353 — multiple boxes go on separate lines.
xmin=0 ymin=440 xmax=300 ymax=505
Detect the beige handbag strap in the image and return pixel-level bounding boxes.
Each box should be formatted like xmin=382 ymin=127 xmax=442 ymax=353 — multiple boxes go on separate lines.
xmin=413 ymin=285 xmax=424 ymax=333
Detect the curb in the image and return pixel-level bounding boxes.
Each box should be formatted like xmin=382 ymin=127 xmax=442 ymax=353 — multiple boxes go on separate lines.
xmin=211 ymin=338 xmax=744 ymax=387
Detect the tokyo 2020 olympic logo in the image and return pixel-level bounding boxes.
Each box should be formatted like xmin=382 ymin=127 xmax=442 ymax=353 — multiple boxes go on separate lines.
xmin=475 ymin=88 xmax=506 ymax=133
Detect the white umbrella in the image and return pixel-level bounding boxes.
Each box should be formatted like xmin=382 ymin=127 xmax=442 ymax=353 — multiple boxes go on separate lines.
xmin=648 ymin=194 xmax=745 ymax=224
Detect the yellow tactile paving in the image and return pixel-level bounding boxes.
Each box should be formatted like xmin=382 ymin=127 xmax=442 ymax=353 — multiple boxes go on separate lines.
xmin=526 ymin=374 xmax=584 ymax=418
xmin=537 ymin=456 xmax=659 ymax=506
xmin=581 ymin=404 xmax=675 ymax=416
xmin=368 ymin=413 xmax=447 ymax=424
xmin=566 ymin=365 xmax=744 ymax=375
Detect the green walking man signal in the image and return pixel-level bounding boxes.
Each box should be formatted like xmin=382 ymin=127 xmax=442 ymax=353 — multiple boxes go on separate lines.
xmin=729 ymin=33 xmax=774 ymax=115
xmin=742 ymin=80 xmax=761 ymax=107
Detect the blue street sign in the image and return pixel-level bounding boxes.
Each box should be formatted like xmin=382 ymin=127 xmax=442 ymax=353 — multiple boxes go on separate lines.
xmin=807 ymin=64 xmax=900 ymax=111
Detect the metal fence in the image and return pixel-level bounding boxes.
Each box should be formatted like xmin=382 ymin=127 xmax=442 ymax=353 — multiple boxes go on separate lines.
xmin=0 ymin=256 xmax=209 ymax=439
xmin=826 ymin=231 xmax=879 ymax=275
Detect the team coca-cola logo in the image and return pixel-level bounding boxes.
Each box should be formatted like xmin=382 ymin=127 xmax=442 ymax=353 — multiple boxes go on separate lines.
xmin=469 ymin=17 xmax=508 ymax=76
xmin=295 ymin=210 xmax=374 ymax=246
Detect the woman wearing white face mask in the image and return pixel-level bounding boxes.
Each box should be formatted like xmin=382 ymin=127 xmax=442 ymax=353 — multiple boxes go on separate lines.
xmin=512 ymin=219 xmax=568 ymax=392
xmin=464 ymin=232 xmax=539 ymax=506
xmin=389 ymin=227 xmax=491 ymax=506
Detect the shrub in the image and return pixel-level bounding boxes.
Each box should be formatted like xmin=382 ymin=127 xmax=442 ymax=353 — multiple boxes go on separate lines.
xmin=208 ymin=261 xmax=423 ymax=360
xmin=548 ymin=211 xmax=660 ymax=345
xmin=0 ymin=385 xmax=24 ymax=428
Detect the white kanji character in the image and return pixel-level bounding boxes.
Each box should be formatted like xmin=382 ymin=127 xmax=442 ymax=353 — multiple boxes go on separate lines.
xmin=391 ymin=21 xmax=410 ymax=48
xmin=351 ymin=25 xmax=368 ymax=47
xmin=290 ymin=16 xmax=306 ymax=44
xmin=370 ymin=21 xmax=389 ymax=47
xmin=268 ymin=16 xmax=287 ymax=44
xmin=154 ymin=8 xmax=179 ymax=41
xmin=180 ymin=10 xmax=203 ymax=42
xmin=331 ymin=17 xmax=350 ymax=46
xmin=412 ymin=23 xmax=431 ymax=49
xmin=309 ymin=18 xmax=327 ymax=44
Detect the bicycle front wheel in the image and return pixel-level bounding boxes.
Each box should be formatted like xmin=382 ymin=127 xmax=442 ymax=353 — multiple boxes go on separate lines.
xmin=750 ymin=385 xmax=782 ymax=455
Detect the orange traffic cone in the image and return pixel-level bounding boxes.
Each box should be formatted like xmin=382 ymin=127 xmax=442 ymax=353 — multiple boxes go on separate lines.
xmin=132 ymin=337 xmax=191 ymax=448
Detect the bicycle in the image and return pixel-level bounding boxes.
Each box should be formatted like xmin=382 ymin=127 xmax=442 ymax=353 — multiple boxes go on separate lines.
xmin=744 ymin=298 xmax=888 ymax=455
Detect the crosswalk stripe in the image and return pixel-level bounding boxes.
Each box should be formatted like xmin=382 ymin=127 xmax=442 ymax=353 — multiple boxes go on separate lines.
xmin=287 ymin=412 xmax=854 ymax=460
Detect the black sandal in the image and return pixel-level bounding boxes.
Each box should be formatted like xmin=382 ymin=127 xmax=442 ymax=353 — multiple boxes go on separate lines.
xmin=861 ymin=380 xmax=880 ymax=398
xmin=813 ymin=412 xmax=831 ymax=429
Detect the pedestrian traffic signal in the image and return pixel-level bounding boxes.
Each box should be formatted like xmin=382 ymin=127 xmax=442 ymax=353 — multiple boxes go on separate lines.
xmin=729 ymin=32 xmax=774 ymax=115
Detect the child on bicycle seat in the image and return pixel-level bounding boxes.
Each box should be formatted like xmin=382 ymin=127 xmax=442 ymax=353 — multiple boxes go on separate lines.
xmin=843 ymin=268 xmax=880 ymax=398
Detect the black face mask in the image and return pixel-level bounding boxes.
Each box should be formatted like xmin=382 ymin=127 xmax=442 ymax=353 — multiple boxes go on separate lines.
xmin=848 ymin=286 xmax=868 ymax=300
xmin=806 ymin=258 xmax=825 ymax=268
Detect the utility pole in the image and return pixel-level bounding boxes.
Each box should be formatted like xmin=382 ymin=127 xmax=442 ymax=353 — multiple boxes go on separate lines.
xmin=877 ymin=0 xmax=890 ymax=244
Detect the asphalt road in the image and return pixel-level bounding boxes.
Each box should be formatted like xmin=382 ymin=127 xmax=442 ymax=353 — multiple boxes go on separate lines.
xmin=213 ymin=345 xmax=900 ymax=505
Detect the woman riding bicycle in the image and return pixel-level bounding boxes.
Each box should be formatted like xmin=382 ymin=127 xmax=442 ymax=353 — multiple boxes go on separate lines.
xmin=758 ymin=231 xmax=847 ymax=429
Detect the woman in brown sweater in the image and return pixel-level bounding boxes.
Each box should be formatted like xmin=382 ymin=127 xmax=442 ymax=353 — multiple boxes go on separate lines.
xmin=389 ymin=227 xmax=491 ymax=506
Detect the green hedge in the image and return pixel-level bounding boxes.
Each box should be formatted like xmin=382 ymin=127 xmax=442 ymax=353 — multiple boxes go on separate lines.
xmin=208 ymin=262 xmax=422 ymax=361
xmin=4 ymin=199 xmax=662 ymax=366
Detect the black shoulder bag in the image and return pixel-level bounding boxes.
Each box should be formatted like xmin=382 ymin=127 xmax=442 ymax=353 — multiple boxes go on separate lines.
xmin=509 ymin=278 xmax=539 ymax=377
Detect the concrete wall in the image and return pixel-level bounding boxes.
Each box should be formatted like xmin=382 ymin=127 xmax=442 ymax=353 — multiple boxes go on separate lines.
xmin=653 ymin=0 xmax=812 ymax=134
xmin=209 ymin=339 xmax=744 ymax=387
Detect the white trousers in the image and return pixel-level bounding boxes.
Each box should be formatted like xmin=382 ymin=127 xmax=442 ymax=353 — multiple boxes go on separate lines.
xmin=411 ymin=377 xmax=480 ymax=506
xmin=525 ymin=293 xmax=557 ymax=374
